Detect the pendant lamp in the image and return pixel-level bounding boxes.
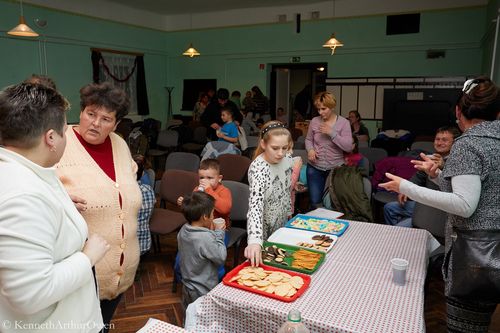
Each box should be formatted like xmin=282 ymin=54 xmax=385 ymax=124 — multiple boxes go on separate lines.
xmin=322 ymin=0 xmax=343 ymax=54
xmin=182 ymin=43 xmax=201 ymax=58
xmin=322 ymin=33 xmax=344 ymax=55
xmin=7 ymin=0 xmax=39 ymax=37
xmin=182 ymin=14 xmax=200 ymax=57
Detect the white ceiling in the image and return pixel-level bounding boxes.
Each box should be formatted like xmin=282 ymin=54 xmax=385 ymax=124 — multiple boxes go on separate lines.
xmin=24 ymin=0 xmax=488 ymax=31
xmin=103 ymin=0 xmax=326 ymax=15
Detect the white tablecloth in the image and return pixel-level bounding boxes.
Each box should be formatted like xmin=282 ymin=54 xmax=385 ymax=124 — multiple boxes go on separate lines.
xmin=192 ymin=217 xmax=435 ymax=332
xmin=137 ymin=318 xmax=189 ymax=333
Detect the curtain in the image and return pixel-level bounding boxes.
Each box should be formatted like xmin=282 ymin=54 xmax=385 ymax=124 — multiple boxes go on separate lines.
xmin=91 ymin=50 xmax=149 ymax=115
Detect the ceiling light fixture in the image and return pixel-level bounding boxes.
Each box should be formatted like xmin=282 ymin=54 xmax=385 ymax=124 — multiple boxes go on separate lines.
xmin=182 ymin=43 xmax=201 ymax=58
xmin=7 ymin=0 xmax=39 ymax=37
xmin=182 ymin=14 xmax=200 ymax=58
xmin=322 ymin=0 xmax=343 ymax=54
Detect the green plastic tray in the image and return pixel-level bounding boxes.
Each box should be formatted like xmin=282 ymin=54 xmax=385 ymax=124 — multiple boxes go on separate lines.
xmin=262 ymin=241 xmax=325 ymax=275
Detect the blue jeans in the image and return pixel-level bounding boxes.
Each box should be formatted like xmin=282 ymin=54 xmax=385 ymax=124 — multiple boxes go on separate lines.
xmin=306 ymin=164 xmax=330 ymax=206
xmin=383 ymin=201 xmax=415 ymax=227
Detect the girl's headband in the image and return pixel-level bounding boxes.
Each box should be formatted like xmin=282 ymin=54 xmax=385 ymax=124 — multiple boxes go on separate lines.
xmin=462 ymin=78 xmax=488 ymax=95
xmin=261 ymin=122 xmax=286 ymax=137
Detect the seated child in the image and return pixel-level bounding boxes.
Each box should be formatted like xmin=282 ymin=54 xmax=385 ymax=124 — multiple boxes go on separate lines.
xmin=178 ymin=159 xmax=232 ymax=228
xmin=216 ymin=107 xmax=239 ymax=144
xmin=178 ymin=192 xmax=227 ymax=309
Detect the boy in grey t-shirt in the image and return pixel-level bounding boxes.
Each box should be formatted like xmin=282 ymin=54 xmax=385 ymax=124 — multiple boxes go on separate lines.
xmin=178 ymin=192 xmax=227 ymax=310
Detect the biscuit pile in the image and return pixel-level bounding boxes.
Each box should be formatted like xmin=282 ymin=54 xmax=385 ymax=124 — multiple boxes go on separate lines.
xmin=297 ymin=234 xmax=334 ymax=252
xmin=291 ymin=217 xmax=346 ymax=233
xmin=291 ymin=249 xmax=322 ymax=270
xmin=228 ymin=266 xmax=304 ymax=298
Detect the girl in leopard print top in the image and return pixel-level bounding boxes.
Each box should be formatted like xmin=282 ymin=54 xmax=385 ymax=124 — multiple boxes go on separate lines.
xmin=244 ymin=121 xmax=294 ymax=266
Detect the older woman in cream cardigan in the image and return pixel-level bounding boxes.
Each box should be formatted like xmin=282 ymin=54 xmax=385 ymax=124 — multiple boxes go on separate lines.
xmin=57 ymin=82 xmax=142 ymax=332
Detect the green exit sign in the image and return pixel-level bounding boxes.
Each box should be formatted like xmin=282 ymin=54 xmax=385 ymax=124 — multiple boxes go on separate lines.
xmin=291 ymin=57 xmax=301 ymax=63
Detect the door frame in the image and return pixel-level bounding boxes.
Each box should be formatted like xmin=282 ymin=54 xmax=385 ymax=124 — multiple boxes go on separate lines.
xmin=269 ymin=62 xmax=328 ymax=121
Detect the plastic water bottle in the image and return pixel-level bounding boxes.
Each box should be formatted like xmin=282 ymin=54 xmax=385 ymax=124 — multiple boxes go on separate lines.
xmin=277 ymin=309 xmax=310 ymax=333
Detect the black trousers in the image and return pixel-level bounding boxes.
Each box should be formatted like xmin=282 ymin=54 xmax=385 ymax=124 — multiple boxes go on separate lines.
xmin=100 ymin=294 xmax=123 ymax=333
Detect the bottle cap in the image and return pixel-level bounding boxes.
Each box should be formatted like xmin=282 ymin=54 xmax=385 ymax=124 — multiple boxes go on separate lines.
xmin=288 ymin=309 xmax=302 ymax=323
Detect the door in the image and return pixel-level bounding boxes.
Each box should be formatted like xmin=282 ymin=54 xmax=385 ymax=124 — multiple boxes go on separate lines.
xmin=275 ymin=68 xmax=291 ymax=126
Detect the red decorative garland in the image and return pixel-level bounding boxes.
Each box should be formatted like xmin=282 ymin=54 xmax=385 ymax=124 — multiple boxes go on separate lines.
xmin=100 ymin=56 xmax=137 ymax=82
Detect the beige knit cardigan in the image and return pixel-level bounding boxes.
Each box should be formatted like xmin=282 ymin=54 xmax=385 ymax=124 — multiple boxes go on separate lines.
xmin=56 ymin=126 xmax=142 ymax=300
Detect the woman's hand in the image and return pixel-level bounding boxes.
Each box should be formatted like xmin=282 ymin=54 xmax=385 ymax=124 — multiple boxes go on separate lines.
xmin=70 ymin=194 xmax=87 ymax=212
xmin=397 ymin=193 xmax=408 ymax=205
xmin=307 ymin=149 xmax=317 ymax=163
xmin=411 ymin=153 xmax=440 ymax=178
xmin=83 ymin=234 xmax=110 ymax=266
xmin=427 ymin=153 xmax=445 ymax=170
xmin=244 ymin=244 xmax=262 ymax=267
xmin=378 ymin=173 xmax=403 ymax=193
xmin=319 ymin=122 xmax=333 ymax=136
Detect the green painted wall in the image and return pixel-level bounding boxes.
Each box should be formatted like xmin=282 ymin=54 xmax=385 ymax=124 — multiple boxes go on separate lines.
xmin=0 ymin=0 xmax=168 ymax=123
xmin=482 ymin=0 xmax=500 ymax=82
xmin=0 ymin=1 xmax=490 ymax=125
xmin=165 ymin=7 xmax=487 ymax=115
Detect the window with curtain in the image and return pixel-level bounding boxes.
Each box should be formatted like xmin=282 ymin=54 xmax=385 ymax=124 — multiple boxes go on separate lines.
xmin=100 ymin=52 xmax=137 ymax=114
xmin=91 ymin=49 xmax=149 ymax=116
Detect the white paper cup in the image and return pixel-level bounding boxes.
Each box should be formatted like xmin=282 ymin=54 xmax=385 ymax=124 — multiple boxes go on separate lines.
xmin=213 ymin=218 xmax=225 ymax=229
xmin=391 ymin=258 xmax=408 ymax=286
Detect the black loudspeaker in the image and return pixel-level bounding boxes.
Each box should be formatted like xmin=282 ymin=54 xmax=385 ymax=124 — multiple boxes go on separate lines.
xmin=296 ymin=13 xmax=301 ymax=33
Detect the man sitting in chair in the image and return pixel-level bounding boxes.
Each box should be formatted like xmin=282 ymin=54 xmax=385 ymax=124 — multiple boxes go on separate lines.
xmin=383 ymin=126 xmax=460 ymax=227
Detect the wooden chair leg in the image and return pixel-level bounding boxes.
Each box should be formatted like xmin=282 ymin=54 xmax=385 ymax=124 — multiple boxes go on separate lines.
xmin=233 ymin=238 xmax=245 ymax=268
xmin=156 ymin=234 xmax=162 ymax=253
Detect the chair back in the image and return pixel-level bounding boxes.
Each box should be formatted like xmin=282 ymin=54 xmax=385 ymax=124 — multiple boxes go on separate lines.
xmin=222 ymin=180 xmax=250 ymax=221
xmin=165 ymin=152 xmax=200 ymax=172
xmin=192 ymin=126 xmax=208 ymax=144
xmin=359 ymin=147 xmax=388 ymax=174
xmin=294 ymin=141 xmax=306 ymax=150
xmin=411 ymin=141 xmax=434 ymax=153
xmin=157 ymin=130 xmax=179 ymax=148
xmin=362 ymin=176 xmax=372 ymax=201
xmin=412 ymin=203 xmax=447 ymax=240
xmin=218 ymin=154 xmax=252 ymax=182
xmin=246 ymin=135 xmax=259 ymax=149
xmin=292 ymin=149 xmax=308 ymax=164
xmin=160 ymin=170 xmax=199 ymax=205
xmin=359 ymin=156 xmax=370 ymax=177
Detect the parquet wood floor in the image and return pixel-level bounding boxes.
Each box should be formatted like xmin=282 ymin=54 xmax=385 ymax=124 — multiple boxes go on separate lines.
xmin=111 ymin=234 xmax=500 ymax=333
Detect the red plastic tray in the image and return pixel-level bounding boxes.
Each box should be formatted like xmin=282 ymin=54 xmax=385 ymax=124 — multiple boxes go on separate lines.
xmin=222 ymin=261 xmax=311 ymax=302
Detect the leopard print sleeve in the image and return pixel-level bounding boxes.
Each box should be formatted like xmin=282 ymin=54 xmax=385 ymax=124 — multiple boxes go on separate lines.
xmin=246 ymin=157 xmax=270 ymax=246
